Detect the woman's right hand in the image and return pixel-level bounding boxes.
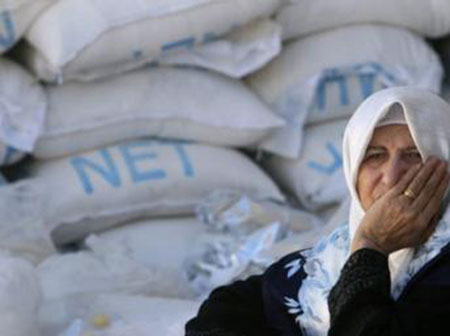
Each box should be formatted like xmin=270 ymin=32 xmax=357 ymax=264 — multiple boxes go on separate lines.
xmin=351 ymin=157 xmax=450 ymax=255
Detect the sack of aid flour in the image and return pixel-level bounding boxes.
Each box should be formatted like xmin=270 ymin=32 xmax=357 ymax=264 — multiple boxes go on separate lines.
xmin=246 ymin=24 xmax=442 ymax=159
xmin=33 ymin=66 xmax=284 ymax=159
xmin=27 ymin=139 xmax=284 ymax=244
xmin=19 ymin=0 xmax=281 ymax=82
xmin=263 ymin=119 xmax=349 ymax=210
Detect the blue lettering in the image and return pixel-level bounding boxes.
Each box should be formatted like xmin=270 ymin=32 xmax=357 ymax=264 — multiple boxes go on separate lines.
xmin=119 ymin=142 xmax=166 ymax=183
xmin=307 ymin=142 xmax=342 ymax=176
xmin=0 ymin=11 xmax=15 ymax=49
xmin=70 ymin=149 xmax=121 ymax=195
xmin=315 ymin=68 xmax=349 ymax=111
xmin=173 ymin=143 xmax=194 ymax=177
xmin=354 ymin=62 xmax=397 ymax=98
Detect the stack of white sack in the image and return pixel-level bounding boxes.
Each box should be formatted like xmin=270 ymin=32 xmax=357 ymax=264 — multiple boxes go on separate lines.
xmin=275 ymin=0 xmax=450 ymax=41
xmin=33 ymin=66 xmax=285 ymax=159
xmin=15 ymin=0 xmax=283 ymax=83
xmin=25 ymin=138 xmax=284 ymax=246
xmin=38 ymin=225 xmax=203 ymax=301
xmin=39 ymin=294 xmax=200 ymax=336
xmin=0 ymin=0 xmax=55 ymax=54
xmin=0 ymin=57 xmax=46 ymax=166
xmin=247 ymin=24 xmax=443 ymax=210
xmin=247 ymin=24 xmax=443 ymax=159
xmin=34 ymin=191 xmax=324 ymax=302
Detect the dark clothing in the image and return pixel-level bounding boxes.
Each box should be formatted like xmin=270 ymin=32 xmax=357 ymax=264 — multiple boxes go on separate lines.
xmin=185 ymin=244 xmax=450 ymax=336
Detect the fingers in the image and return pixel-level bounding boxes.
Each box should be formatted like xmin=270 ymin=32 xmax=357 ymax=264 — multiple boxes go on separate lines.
xmin=390 ymin=163 xmax=421 ymax=196
xmin=417 ymin=170 xmax=450 ymax=232
xmin=404 ymin=157 xmax=442 ymax=198
xmin=413 ymin=160 xmax=448 ymax=211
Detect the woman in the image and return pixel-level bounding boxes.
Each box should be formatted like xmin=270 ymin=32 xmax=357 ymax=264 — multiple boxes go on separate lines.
xmin=185 ymin=87 xmax=450 ymax=336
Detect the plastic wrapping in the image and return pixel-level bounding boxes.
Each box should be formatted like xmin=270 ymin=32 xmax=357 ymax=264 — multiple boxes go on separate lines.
xmin=185 ymin=190 xmax=311 ymax=296
xmin=196 ymin=189 xmax=291 ymax=235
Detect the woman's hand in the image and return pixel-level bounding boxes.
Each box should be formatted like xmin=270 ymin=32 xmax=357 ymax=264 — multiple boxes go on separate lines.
xmin=351 ymin=157 xmax=450 ymax=255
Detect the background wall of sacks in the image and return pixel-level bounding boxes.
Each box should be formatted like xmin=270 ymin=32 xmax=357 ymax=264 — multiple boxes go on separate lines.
xmin=1 ymin=0 xmax=450 ymax=335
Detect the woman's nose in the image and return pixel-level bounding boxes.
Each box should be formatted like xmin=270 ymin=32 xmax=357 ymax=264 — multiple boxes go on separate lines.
xmin=382 ymin=156 xmax=407 ymax=187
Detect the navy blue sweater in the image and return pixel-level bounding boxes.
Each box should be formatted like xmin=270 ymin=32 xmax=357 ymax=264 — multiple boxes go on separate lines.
xmin=186 ymin=244 xmax=450 ymax=336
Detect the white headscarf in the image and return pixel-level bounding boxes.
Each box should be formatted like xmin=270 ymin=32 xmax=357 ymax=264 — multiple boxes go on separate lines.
xmin=288 ymin=87 xmax=450 ymax=336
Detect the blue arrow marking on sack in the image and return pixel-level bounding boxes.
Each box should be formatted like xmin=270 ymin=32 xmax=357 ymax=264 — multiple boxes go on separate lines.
xmin=0 ymin=11 xmax=16 ymax=49
xmin=307 ymin=142 xmax=342 ymax=176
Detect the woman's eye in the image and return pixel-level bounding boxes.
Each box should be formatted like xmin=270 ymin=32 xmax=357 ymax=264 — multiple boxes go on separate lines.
xmin=404 ymin=152 xmax=422 ymax=161
xmin=364 ymin=152 xmax=385 ymax=162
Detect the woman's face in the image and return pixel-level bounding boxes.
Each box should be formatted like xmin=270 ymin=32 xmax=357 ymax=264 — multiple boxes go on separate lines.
xmin=357 ymin=124 xmax=422 ymax=211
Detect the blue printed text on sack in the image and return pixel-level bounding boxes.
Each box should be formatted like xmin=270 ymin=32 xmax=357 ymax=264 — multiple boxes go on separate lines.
xmin=70 ymin=141 xmax=195 ymax=195
xmin=313 ymin=62 xmax=397 ymax=112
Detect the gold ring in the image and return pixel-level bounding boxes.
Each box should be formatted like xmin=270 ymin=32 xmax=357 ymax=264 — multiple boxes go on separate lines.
xmin=403 ymin=188 xmax=416 ymax=200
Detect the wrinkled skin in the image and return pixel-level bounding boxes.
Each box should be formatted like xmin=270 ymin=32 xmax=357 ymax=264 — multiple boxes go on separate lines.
xmin=352 ymin=125 xmax=450 ymax=255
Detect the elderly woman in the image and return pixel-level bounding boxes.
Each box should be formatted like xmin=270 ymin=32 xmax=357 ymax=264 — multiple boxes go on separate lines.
xmin=185 ymin=87 xmax=450 ymax=336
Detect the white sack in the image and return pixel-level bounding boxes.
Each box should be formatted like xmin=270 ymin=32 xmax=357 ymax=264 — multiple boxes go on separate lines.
xmin=247 ymin=24 xmax=443 ymax=159
xmin=37 ymin=235 xmax=167 ymax=302
xmin=0 ymin=180 xmax=54 ymax=265
xmin=98 ymin=217 xmax=203 ymax=275
xmin=0 ymin=0 xmax=54 ymax=53
xmin=34 ymin=67 xmax=284 ymax=159
xmin=21 ymin=0 xmax=281 ymax=82
xmin=158 ymin=18 xmax=282 ymax=78
xmin=263 ymin=119 xmax=348 ymax=210
xmin=39 ymin=294 xmax=200 ymax=336
xmin=0 ymin=57 xmax=46 ymax=158
xmin=97 ymin=217 xmax=205 ymax=299
xmin=0 ymin=255 xmax=42 ymax=336
xmin=28 ymin=139 xmax=284 ymax=244
xmin=276 ymin=0 xmax=450 ymax=40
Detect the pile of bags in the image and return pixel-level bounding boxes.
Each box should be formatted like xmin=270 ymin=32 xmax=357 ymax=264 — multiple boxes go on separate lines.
xmin=2 ymin=0 xmax=450 ymax=335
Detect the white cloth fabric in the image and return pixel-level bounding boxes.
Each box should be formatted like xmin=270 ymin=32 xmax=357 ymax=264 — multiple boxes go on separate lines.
xmin=286 ymin=87 xmax=450 ymax=336
xmin=376 ymin=103 xmax=406 ymax=127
